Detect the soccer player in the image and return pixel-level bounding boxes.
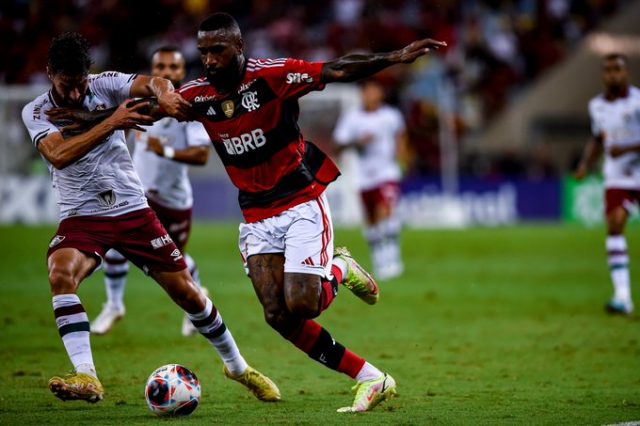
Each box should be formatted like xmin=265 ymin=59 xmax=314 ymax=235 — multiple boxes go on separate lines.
xmin=59 ymin=14 xmax=446 ymax=412
xmin=177 ymin=14 xmax=444 ymax=412
xmin=21 ymin=32 xmax=279 ymax=404
xmin=333 ymin=80 xmax=407 ymax=280
xmin=575 ymin=53 xmax=640 ymax=315
xmin=91 ymin=46 xmax=212 ymax=337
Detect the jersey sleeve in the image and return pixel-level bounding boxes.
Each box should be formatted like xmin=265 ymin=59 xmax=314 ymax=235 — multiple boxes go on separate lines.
xmin=90 ymin=72 xmax=137 ymax=107
xmin=21 ymin=102 xmax=60 ymax=147
xmin=260 ymin=58 xmax=326 ymax=100
xmin=333 ymin=110 xmax=356 ymax=146
xmin=185 ymin=121 xmax=210 ymax=147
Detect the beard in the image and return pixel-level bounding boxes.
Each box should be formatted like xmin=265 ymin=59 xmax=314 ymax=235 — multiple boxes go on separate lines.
xmin=206 ymin=55 xmax=243 ymax=89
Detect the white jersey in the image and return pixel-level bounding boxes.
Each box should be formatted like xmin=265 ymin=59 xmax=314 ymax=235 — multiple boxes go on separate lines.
xmin=333 ymin=104 xmax=405 ymax=191
xmin=21 ymin=72 xmax=148 ymax=220
xmin=132 ymin=118 xmax=209 ymax=210
xmin=589 ymin=86 xmax=640 ymax=189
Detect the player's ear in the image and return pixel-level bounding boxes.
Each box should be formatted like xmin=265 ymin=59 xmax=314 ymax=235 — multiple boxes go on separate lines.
xmin=237 ymin=37 xmax=244 ymax=54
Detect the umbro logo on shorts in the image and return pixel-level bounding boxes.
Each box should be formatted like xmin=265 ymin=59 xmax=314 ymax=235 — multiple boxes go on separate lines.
xmin=171 ymin=249 xmax=183 ymax=261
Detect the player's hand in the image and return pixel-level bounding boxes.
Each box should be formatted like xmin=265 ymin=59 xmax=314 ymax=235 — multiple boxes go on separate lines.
xmin=146 ymin=136 xmax=164 ymax=156
xmin=574 ymin=165 xmax=588 ymax=181
xmin=609 ymin=145 xmax=627 ymax=158
xmin=390 ymin=38 xmax=447 ymax=64
xmin=105 ymin=99 xmax=154 ymax=131
xmin=158 ymin=92 xmax=192 ymax=122
xmin=358 ymin=134 xmax=374 ymax=146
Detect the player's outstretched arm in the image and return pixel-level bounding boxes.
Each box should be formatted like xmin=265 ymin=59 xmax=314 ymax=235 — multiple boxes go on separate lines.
xmin=39 ymin=99 xmax=153 ymax=170
xmin=609 ymin=142 xmax=640 ymax=158
xmin=574 ymin=135 xmax=604 ymax=180
xmin=321 ymin=38 xmax=446 ymax=83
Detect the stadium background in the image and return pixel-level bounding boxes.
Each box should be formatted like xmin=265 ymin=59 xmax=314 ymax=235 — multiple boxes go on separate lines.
xmin=1 ymin=1 xmax=639 ymax=424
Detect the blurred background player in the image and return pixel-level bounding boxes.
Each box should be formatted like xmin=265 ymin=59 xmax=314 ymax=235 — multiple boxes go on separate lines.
xmin=333 ymin=80 xmax=408 ymax=280
xmin=22 ymin=32 xmax=279 ymax=404
xmin=575 ymin=53 xmax=640 ymax=315
xmin=91 ymin=46 xmax=212 ymax=337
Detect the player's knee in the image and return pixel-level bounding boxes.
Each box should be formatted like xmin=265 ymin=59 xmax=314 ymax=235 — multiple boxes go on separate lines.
xmin=285 ymin=297 xmax=320 ymax=319
xmin=284 ymin=275 xmax=321 ymax=319
xmin=48 ymin=265 xmax=77 ymax=294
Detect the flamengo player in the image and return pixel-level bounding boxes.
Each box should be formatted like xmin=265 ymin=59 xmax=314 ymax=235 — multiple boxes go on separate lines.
xmin=575 ymin=53 xmax=640 ymax=315
xmin=91 ymin=46 xmax=212 ymax=337
xmin=333 ymin=80 xmax=407 ymax=280
xmin=178 ymin=14 xmax=445 ymax=412
xmin=21 ymin=33 xmax=279 ymax=403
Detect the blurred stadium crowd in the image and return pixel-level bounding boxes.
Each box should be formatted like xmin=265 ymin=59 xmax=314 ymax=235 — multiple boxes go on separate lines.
xmin=0 ymin=0 xmax=628 ymax=177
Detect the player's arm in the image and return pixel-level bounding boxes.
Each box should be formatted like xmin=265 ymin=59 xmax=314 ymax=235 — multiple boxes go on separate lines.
xmin=395 ymin=129 xmax=410 ymax=172
xmin=574 ymin=134 xmax=604 ymax=180
xmin=129 ymin=75 xmax=192 ymax=121
xmin=145 ymin=136 xmax=209 ymax=165
xmin=609 ymin=142 xmax=640 ymax=158
xmin=321 ymin=38 xmax=446 ymax=83
xmin=39 ymin=99 xmax=153 ymax=170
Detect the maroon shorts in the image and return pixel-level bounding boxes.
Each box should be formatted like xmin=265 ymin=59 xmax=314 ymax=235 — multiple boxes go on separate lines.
xmin=605 ymin=188 xmax=640 ymax=215
xmin=360 ymin=182 xmax=401 ymax=223
xmin=147 ymin=197 xmax=192 ymax=252
xmin=47 ymin=208 xmax=187 ymax=274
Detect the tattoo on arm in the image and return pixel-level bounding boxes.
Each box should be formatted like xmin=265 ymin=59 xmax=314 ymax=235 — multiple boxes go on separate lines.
xmin=321 ymin=53 xmax=393 ymax=83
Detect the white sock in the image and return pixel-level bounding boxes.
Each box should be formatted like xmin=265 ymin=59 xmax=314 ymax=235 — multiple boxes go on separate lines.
xmin=185 ymin=253 xmax=201 ymax=287
xmin=187 ymin=297 xmax=248 ymax=376
xmin=606 ymin=235 xmax=632 ymax=303
xmin=104 ymin=250 xmax=129 ymax=310
xmin=52 ymin=294 xmax=97 ymax=378
xmin=332 ymin=257 xmax=348 ymax=281
xmin=355 ymin=361 xmax=383 ymax=383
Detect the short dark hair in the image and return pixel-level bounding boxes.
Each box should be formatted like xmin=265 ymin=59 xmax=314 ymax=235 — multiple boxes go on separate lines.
xmin=151 ymin=45 xmax=182 ymax=59
xmin=604 ymin=52 xmax=628 ymax=66
xmin=198 ymin=13 xmax=240 ymax=34
xmin=47 ymin=32 xmax=92 ymax=76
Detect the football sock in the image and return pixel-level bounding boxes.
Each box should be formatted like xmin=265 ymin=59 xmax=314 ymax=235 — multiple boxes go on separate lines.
xmin=355 ymin=361 xmax=384 ymax=383
xmin=184 ymin=253 xmax=201 ymax=287
xmin=287 ymin=320 xmax=365 ymax=378
xmin=188 ymin=297 xmax=248 ymax=376
xmin=52 ymin=294 xmax=96 ymax=378
xmin=365 ymin=224 xmax=385 ymax=275
xmin=606 ymin=235 xmax=632 ymax=303
xmin=380 ymin=216 xmax=402 ymax=270
xmin=104 ymin=250 xmax=129 ymax=310
xmin=319 ymin=264 xmax=344 ymax=312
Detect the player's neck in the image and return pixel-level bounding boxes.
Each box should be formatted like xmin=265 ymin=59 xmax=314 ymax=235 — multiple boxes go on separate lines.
xmin=605 ymin=85 xmax=629 ymax=101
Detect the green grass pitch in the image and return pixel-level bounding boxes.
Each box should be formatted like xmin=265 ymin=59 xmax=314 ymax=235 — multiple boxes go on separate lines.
xmin=0 ymin=223 xmax=638 ymax=425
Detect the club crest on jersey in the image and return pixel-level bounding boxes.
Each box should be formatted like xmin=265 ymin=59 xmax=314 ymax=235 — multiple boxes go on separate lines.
xmin=97 ymin=189 xmax=116 ymax=207
xmin=222 ymin=100 xmax=235 ymax=118
xmin=241 ymin=91 xmax=260 ymax=112
xmin=49 ymin=235 xmax=65 ymax=248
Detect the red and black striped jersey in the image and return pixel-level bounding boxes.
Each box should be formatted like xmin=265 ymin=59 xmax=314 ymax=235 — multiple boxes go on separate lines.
xmin=178 ymin=58 xmax=340 ymax=223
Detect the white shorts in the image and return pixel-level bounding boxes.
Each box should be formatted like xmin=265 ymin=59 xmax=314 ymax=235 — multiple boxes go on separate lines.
xmin=239 ymin=193 xmax=334 ymax=278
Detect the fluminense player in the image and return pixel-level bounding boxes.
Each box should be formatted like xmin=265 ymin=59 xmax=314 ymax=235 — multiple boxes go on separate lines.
xmin=333 ymin=80 xmax=407 ymax=280
xmin=91 ymin=46 xmax=212 ymax=337
xmin=60 ymin=14 xmax=446 ymax=412
xmin=575 ymin=53 xmax=640 ymax=315
xmin=21 ymin=32 xmax=279 ymax=404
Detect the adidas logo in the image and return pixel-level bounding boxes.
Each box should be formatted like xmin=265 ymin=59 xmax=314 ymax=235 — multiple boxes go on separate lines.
xmin=206 ymin=106 xmax=216 ymax=116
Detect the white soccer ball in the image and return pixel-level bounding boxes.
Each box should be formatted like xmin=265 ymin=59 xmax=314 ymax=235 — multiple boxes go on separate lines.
xmin=144 ymin=364 xmax=200 ymax=416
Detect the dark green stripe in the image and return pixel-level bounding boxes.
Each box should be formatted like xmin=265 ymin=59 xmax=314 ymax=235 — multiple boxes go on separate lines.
xmin=58 ymin=322 xmax=90 ymax=337
xmin=609 ymin=263 xmax=628 ymax=271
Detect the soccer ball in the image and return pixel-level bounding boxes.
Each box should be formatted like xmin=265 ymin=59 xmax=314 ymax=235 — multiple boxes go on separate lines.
xmin=144 ymin=364 xmax=200 ymax=416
